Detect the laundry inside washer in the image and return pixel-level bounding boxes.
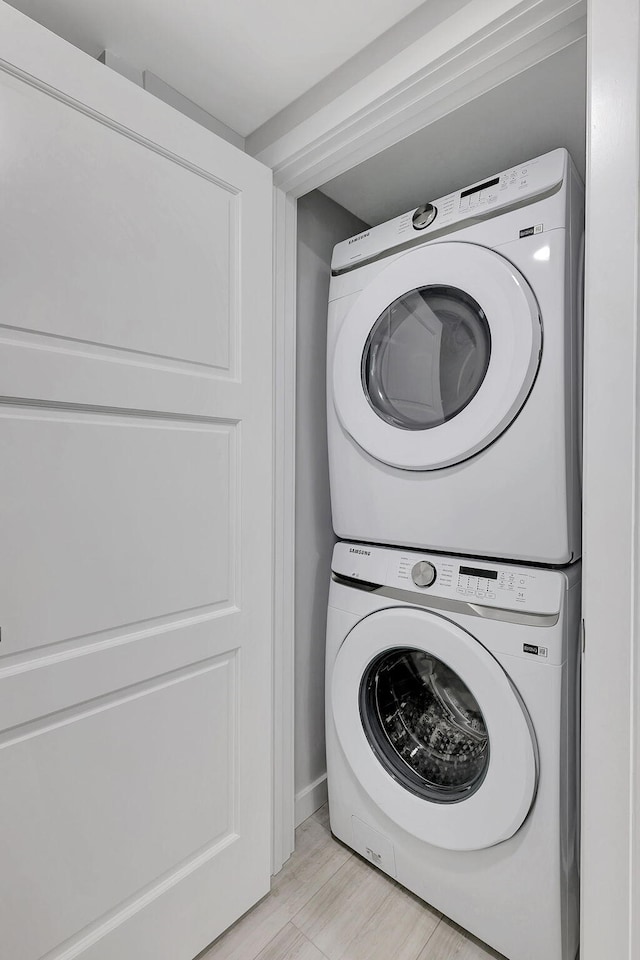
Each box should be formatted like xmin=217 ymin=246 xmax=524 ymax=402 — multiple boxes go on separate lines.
xmin=359 ymin=648 xmax=490 ymax=801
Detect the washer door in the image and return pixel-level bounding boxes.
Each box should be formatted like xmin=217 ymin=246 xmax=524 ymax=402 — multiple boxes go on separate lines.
xmin=332 ymin=242 xmax=541 ymax=470
xmin=331 ymin=607 xmax=538 ymax=851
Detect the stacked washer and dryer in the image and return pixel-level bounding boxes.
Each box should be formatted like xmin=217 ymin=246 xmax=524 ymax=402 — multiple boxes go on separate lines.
xmin=324 ymin=148 xmax=583 ymax=960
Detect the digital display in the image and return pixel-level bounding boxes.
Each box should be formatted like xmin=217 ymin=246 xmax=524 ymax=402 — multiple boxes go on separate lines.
xmin=460 ymin=176 xmax=500 ymax=199
xmin=459 ymin=565 xmax=498 ymax=580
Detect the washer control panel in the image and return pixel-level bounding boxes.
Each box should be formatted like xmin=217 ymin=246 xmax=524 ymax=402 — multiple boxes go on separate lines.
xmin=455 ymin=563 xmax=532 ymax=603
xmin=332 ymin=147 xmax=566 ymax=272
xmin=333 ymin=542 xmax=564 ymax=615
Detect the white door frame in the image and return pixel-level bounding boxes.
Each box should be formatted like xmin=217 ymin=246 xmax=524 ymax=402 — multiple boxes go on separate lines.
xmin=264 ymin=1 xmax=640 ymax=958
xmin=581 ymin=1 xmax=640 ymax=957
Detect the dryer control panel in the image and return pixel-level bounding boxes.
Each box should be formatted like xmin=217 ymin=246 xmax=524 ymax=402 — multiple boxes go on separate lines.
xmin=332 ymin=541 xmax=568 ymax=616
xmin=331 ymin=147 xmax=567 ymax=272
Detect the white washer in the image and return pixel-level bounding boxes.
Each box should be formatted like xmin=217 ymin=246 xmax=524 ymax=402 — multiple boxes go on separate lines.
xmin=327 ymin=148 xmax=584 ymax=565
xmin=326 ymin=540 xmax=580 ymax=960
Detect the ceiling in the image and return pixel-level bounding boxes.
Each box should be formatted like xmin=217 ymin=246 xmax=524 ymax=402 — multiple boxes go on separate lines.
xmin=5 ymin=0 xmax=427 ymax=136
xmin=321 ymin=38 xmax=587 ymax=227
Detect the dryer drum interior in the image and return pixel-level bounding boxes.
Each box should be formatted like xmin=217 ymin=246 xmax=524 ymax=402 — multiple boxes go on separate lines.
xmin=361 ymin=285 xmax=492 ymax=432
xmin=359 ymin=647 xmax=490 ymax=804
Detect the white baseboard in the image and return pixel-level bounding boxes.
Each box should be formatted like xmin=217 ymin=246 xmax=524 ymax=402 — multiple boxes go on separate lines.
xmin=294 ymin=773 xmax=328 ymax=827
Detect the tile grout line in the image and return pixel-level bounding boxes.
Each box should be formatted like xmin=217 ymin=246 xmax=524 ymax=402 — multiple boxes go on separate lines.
xmin=205 ymin=908 xmax=287 ymax=960
xmin=415 ymin=916 xmax=445 ymax=959
xmin=245 ymin=820 xmax=354 ymax=960
xmin=289 ymin=917 xmax=331 ymax=959
xmin=203 ymin=836 xmax=351 ymax=960
xmin=291 ymin=869 xmax=398 ymax=960
xmin=286 ymin=845 xmax=355 ymax=921
xmin=275 ymin=810 xmax=355 ymax=920
xmin=293 ymin=812 xmax=445 ymax=960
xmin=245 ymin=923 xmax=289 ymax=960
xmin=299 ymin=925 xmax=332 ymax=960
xmin=389 ymin=881 xmax=445 ymax=960
xmin=287 ymin=852 xmax=354 ymax=930
xmin=335 ymin=885 xmax=399 ymax=960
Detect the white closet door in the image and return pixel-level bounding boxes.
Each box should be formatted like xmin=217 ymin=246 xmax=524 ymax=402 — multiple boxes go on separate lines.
xmin=0 ymin=7 xmax=273 ymax=960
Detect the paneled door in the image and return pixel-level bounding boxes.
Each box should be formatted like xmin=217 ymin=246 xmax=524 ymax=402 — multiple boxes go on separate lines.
xmin=0 ymin=6 xmax=273 ymax=960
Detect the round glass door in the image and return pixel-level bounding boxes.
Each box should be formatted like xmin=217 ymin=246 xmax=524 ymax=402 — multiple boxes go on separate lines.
xmin=362 ymin=286 xmax=491 ymax=431
xmin=360 ymin=647 xmax=489 ymax=803
xmin=331 ymin=606 xmax=538 ymax=850
xmin=332 ymin=242 xmax=542 ymax=470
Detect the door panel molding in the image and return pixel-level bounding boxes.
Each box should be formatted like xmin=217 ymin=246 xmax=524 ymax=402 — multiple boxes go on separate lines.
xmin=0 ymin=57 xmax=241 ymax=192
xmin=0 ymin=63 xmax=243 ymax=389
xmin=42 ymin=832 xmax=240 ymax=960
xmin=0 ymin=612 xmax=242 ymax=728
xmin=0 ymin=5 xmax=260 ymax=189
xmin=2 ymin=655 xmax=240 ymax=960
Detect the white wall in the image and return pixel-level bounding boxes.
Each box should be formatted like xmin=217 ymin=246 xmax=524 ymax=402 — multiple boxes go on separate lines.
xmin=294 ymin=191 xmax=367 ymax=825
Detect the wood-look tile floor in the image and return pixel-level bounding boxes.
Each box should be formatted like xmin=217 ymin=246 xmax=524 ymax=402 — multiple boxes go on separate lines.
xmin=201 ymin=805 xmax=505 ymax=960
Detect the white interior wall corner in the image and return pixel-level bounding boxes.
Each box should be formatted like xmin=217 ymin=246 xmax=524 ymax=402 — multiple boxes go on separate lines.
xmin=294 ymin=191 xmax=367 ymax=817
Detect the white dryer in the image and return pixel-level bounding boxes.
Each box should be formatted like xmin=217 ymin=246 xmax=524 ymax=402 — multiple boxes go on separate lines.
xmin=326 ymin=540 xmax=580 ymax=960
xmin=327 ymin=148 xmax=583 ymax=565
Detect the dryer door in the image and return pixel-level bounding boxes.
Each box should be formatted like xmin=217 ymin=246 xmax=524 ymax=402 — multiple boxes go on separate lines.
xmin=331 ymin=607 xmax=538 ymax=851
xmin=332 ymin=242 xmax=541 ymax=470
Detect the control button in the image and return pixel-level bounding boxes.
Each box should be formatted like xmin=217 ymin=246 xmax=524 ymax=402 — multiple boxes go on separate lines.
xmin=412 ymin=560 xmax=437 ymax=588
xmin=521 ymin=167 xmax=528 ymax=175
xmin=487 ymin=592 xmax=496 ymax=599
xmin=412 ymin=203 xmax=437 ymax=230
